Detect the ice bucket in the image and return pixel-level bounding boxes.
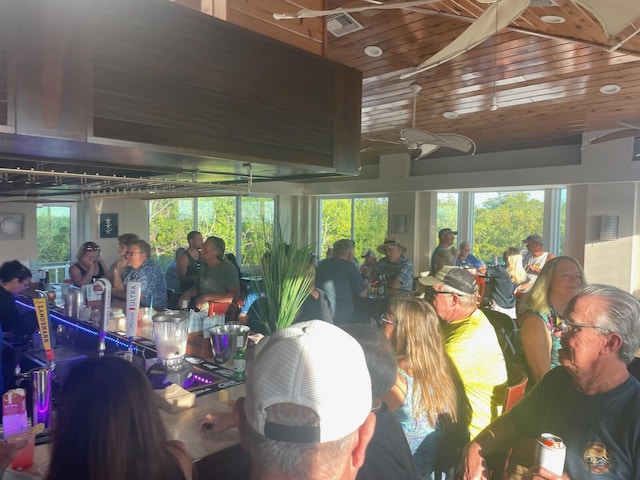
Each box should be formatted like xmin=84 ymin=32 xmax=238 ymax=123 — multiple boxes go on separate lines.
xmin=209 ymin=324 xmax=249 ymax=364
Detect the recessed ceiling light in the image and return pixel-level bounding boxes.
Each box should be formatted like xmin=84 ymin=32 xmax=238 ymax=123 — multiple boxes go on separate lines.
xmin=364 ymin=45 xmax=383 ymax=58
xmin=540 ymin=15 xmax=566 ymax=24
xmin=599 ymin=84 xmax=621 ymax=94
xmin=443 ymin=111 xmax=459 ymax=119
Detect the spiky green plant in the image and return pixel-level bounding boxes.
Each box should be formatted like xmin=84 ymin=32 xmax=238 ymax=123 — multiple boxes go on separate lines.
xmin=250 ymin=225 xmax=314 ymax=334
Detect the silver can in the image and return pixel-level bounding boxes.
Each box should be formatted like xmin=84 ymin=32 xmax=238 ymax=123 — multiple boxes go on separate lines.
xmin=535 ymin=433 xmax=566 ymax=476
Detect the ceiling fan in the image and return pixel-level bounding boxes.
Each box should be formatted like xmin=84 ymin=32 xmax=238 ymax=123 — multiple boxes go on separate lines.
xmin=581 ymin=121 xmax=640 ymax=149
xmin=274 ymin=1 xmax=640 ymax=78
xmin=363 ymin=84 xmax=476 ymax=160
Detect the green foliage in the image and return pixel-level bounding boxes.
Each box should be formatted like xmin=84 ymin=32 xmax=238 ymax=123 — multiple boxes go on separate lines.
xmin=436 ymin=194 xmax=458 ymax=233
xmin=148 ymin=196 xmax=274 ymax=270
xmin=250 ymin=225 xmax=314 ymax=334
xmin=321 ymin=197 xmax=388 ymax=256
xmin=473 ymin=192 xmax=544 ymax=261
xmin=37 ymin=207 xmax=71 ymax=263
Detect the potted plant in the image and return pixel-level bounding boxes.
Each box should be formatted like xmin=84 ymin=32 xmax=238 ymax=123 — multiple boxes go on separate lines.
xmin=250 ymin=225 xmax=314 ymax=334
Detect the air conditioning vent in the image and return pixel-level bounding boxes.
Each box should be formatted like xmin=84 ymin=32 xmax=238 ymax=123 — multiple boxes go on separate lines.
xmin=529 ymin=0 xmax=558 ymax=6
xmin=326 ymin=13 xmax=364 ymax=38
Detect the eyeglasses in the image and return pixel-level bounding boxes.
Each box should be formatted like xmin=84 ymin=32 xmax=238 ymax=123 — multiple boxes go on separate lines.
xmin=377 ymin=315 xmax=396 ymax=327
xmin=424 ymin=287 xmax=457 ymax=302
xmin=559 ymin=318 xmax=611 ymax=335
xmin=125 ymin=251 xmax=143 ymax=257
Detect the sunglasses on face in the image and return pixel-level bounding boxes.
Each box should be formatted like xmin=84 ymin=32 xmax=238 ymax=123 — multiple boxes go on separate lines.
xmin=85 ymin=244 xmax=100 ymax=252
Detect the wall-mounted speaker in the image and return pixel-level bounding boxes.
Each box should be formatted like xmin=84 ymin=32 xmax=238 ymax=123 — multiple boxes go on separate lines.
xmin=393 ymin=214 xmax=407 ymax=235
xmin=599 ymin=215 xmax=618 ymax=241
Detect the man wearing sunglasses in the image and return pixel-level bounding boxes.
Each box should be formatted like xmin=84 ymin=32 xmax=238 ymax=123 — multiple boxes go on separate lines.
xmin=419 ymin=266 xmax=507 ymax=439
xmin=461 ymin=284 xmax=640 ymax=480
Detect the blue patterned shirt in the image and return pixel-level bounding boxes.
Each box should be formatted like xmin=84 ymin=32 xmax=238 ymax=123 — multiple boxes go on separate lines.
xmin=377 ymin=255 xmax=414 ymax=291
xmin=125 ymin=259 xmax=167 ymax=309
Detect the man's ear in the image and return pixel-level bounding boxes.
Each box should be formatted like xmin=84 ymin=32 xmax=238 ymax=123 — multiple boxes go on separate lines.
xmin=602 ymin=333 xmax=623 ymax=356
xmin=349 ymin=412 xmax=376 ymax=471
xmin=233 ymin=397 xmax=251 ymax=453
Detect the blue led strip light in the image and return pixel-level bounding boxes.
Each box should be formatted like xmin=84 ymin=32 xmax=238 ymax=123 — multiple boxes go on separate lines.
xmin=17 ymin=300 xmax=139 ymax=353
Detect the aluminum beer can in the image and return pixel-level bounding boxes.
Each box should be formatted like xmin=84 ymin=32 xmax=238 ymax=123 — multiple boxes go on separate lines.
xmin=535 ymin=433 xmax=566 ymax=476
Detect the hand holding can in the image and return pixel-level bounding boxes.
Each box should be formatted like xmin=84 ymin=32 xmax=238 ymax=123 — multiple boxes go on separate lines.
xmin=534 ymin=433 xmax=566 ymax=477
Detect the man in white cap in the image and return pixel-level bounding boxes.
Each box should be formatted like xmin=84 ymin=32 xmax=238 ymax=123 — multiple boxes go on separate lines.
xmin=420 ymin=266 xmax=507 ymax=438
xmin=234 ymin=320 xmax=376 ymax=480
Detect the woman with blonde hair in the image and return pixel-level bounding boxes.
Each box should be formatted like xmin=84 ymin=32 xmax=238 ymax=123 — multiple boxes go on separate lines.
xmin=381 ymin=296 xmax=470 ymax=478
xmin=485 ymin=247 xmax=528 ymax=319
xmin=519 ymin=256 xmax=586 ymax=384
xmin=69 ymin=241 xmax=108 ymax=287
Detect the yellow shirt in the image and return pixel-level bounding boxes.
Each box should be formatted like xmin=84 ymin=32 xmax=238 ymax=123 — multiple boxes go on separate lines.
xmin=442 ymin=308 xmax=507 ymax=438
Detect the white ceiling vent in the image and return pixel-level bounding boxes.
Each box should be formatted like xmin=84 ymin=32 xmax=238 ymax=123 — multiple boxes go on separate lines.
xmin=326 ymin=13 xmax=364 ymax=38
xmin=529 ymin=0 xmax=558 ymax=6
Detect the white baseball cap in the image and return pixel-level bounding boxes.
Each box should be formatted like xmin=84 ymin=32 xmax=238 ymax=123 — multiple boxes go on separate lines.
xmin=244 ymin=320 xmax=372 ymax=443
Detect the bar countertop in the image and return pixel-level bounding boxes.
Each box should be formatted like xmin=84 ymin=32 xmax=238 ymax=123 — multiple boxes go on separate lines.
xmin=4 ymin=385 xmax=245 ymax=479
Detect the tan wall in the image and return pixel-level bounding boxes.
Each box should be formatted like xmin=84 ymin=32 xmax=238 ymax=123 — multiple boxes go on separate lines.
xmin=0 ymin=203 xmax=37 ymax=266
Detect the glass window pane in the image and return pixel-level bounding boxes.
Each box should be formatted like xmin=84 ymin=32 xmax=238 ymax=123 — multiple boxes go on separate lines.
xmin=320 ymin=199 xmax=352 ymax=257
xmin=240 ymin=196 xmax=274 ymax=266
xmin=149 ymin=199 xmax=194 ymax=270
xmin=197 ymin=197 xmax=236 ymax=252
xmin=37 ymin=206 xmax=71 ymax=277
xmin=354 ymin=197 xmax=388 ymax=257
xmin=473 ymin=191 xmax=544 ymax=263
xmin=436 ymin=193 xmax=458 ymax=234
xmin=558 ymin=188 xmax=566 ymax=255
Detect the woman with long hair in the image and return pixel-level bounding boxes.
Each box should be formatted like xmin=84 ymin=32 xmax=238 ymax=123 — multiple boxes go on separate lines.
xmin=46 ymin=357 xmax=192 ymax=480
xmin=381 ymin=296 xmax=470 ymax=478
xmin=519 ymin=256 xmax=586 ymax=384
xmin=69 ymin=241 xmax=108 ymax=287
xmin=485 ymin=247 xmax=528 ymax=319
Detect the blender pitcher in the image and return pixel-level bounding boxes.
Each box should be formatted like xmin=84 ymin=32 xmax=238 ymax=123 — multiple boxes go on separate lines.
xmin=151 ymin=311 xmax=189 ymax=369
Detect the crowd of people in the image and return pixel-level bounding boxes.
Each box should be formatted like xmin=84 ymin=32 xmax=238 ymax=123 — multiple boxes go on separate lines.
xmin=1 ymin=229 xmax=639 ymax=480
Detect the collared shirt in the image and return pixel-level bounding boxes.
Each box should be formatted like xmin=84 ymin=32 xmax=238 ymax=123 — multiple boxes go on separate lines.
xmin=455 ymin=253 xmax=484 ymax=270
xmin=125 ymin=259 xmax=168 ymax=309
xmin=376 ymin=255 xmax=414 ymax=291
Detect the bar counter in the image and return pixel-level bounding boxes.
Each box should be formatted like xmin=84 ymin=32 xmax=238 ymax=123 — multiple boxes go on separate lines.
xmin=7 ymin=296 xmax=250 ymax=480
xmin=6 ymin=385 xmax=246 ymax=480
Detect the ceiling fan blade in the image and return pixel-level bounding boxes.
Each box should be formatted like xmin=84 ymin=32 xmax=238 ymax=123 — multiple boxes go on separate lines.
xmin=400 ymin=0 xmax=530 ymax=79
xmin=361 ymin=143 xmax=403 ymax=153
xmin=584 ymin=128 xmax=640 ymax=147
xmin=572 ymin=0 xmax=640 ymax=39
xmin=618 ymin=120 xmax=640 ymax=129
xmin=363 ymin=137 xmax=405 ymax=146
xmin=273 ymin=0 xmax=440 ymax=20
xmin=413 ymin=144 xmax=441 ymax=160
xmin=434 ymin=134 xmax=477 ymax=154
xmin=401 ymin=128 xmax=445 ymax=145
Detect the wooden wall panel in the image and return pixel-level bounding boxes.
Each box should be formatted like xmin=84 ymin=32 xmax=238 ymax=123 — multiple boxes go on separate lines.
xmin=89 ymin=0 xmax=358 ymax=168
xmin=0 ymin=0 xmax=362 ymax=180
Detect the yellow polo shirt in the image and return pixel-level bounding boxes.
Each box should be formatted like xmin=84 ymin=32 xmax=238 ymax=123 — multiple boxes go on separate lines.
xmin=442 ymin=308 xmax=508 ymax=438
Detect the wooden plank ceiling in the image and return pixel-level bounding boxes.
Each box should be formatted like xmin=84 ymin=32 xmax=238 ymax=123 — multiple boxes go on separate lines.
xmin=209 ymin=0 xmax=640 ymax=163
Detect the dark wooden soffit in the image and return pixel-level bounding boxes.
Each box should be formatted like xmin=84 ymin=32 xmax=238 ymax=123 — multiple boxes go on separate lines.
xmin=0 ymin=0 xmax=361 ymax=199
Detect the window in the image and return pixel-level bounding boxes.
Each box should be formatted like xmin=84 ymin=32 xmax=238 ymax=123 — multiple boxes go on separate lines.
xmin=435 ymin=189 xmax=566 ymax=265
xmin=436 ymin=193 xmax=459 ymax=234
xmin=473 ymin=191 xmax=545 ymax=263
xmin=37 ymin=205 xmax=72 ymax=282
xmin=240 ymin=196 xmax=274 ymax=267
xmin=319 ymin=196 xmax=388 ymax=258
xmin=149 ymin=196 xmax=275 ymax=269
